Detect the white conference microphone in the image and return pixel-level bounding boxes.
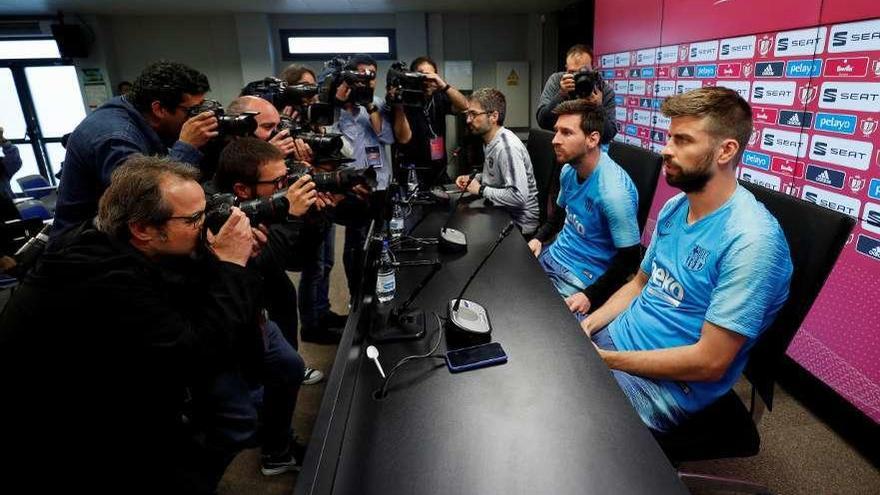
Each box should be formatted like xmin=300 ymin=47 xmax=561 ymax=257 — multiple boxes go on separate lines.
xmin=366 ymin=345 xmax=386 ymax=379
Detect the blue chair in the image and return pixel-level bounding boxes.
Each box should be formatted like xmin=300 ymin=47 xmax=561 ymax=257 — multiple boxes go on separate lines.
xmin=15 ymin=199 xmax=51 ymax=221
xmin=16 ymin=174 xmax=56 ymax=200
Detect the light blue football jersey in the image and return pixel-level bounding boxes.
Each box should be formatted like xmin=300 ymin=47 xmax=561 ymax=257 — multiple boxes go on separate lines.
xmin=609 ymin=186 xmax=793 ymax=414
xmin=547 ymin=152 xmax=640 ymax=289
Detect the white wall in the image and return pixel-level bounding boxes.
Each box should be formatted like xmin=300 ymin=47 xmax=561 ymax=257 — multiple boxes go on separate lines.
xmin=102 ymin=15 xmax=244 ymax=106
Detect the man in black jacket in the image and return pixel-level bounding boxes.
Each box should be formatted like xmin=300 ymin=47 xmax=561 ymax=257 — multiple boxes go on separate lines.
xmin=0 ymin=155 xmax=264 ymax=493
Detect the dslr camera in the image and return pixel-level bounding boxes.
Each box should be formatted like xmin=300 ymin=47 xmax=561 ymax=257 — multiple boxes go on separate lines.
xmin=240 ymin=77 xmax=335 ymax=126
xmin=386 ymin=61 xmax=427 ymax=107
xmin=188 ymin=99 xmax=258 ymax=137
xmin=318 ymin=57 xmax=376 ymax=107
xmin=571 ymin=68 xmax=603 ymax=99
xmin=273 ymin=115 xmax=345 ymax=159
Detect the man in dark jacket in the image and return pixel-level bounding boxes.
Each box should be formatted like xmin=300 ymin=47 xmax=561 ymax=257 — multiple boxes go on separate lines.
xmin=536 ymin=44 xmax=617 ymax=144
xmin=52 ymin=61 xmax=218 ymax=236
xmin=0 ymin=155 xmax=264 ymax=493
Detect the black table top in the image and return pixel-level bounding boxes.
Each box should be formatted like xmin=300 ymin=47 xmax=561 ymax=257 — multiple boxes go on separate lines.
xmin=295 ymin=197 xmax=688 ymax=495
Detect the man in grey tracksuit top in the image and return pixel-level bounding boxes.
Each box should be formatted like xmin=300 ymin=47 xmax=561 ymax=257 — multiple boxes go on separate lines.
xmin=455 ymin=88 xmax=539 ymax=236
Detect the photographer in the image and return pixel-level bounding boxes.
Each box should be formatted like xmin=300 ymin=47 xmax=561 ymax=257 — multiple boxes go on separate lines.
xmin=53 ymin=61 xmax=218 ymax=236
xmin=536 ymin=44 xmax=617 ymax=143
xmin=0 ymin=156 xmax=265 ymax=492
xmin=332 ymin=54 xmax=399 ymax=298
xmin=393 ymin=56 xmax=468 ymax=186
xmin=208 ymin=137 xmax=316 ymax=475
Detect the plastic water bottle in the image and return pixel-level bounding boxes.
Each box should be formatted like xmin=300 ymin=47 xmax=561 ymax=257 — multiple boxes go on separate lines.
xmin=376 ymin=240 xmax=396 ymax=303
xmin=390 ymin=203 xmax=405 ymax=239
xmin=406 ymin=165 xmax=419 ymax=195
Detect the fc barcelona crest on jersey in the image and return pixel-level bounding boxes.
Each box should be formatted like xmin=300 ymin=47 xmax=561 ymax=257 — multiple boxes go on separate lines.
xmin=685 ymin=244 xmax=711 ymax=271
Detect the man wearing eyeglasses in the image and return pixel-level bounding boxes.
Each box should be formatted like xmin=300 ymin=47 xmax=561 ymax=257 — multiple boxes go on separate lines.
xmin=53 ymin=61 xmax=219 ymax=237
xmin=210 ymin=137 xmax=321 ymax=476
xmin=454 ymin=88 xmax=540 ymax=237
xmin=0 ymin=155 xmax=268 ymax=492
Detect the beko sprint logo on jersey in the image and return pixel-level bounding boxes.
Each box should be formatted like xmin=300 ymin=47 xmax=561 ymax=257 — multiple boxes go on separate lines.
xmin=829 ymin=19 xmax=880 ymax=53
xmin=760 ymin=128 xmax=806 ymax=157
xmin=648 ymin=261 xmax=684 ymax=307
xmin=751 ymin=81 xmax=796 ymax=105
xmin=689 ymin=40 xmax=719 ymax=62
xmin=819 ymin=82 xmax=880 ymax=112
xmin=802 ymin=185 xmax=861 ymax=218
xmin=809 ymin=135 xmax=873 ymax=171
xmin=719 ymin=35 xmax=756 ymax=60
xmin=775 ymin=27 xmax=827 ymax=56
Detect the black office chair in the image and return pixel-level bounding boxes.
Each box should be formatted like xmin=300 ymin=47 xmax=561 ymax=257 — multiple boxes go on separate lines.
xmin=526 ymin=128 xmax=559 ymax=224
xmin=653 ymin=180 xmax=855 ymax=494
xmin=608 ymin=141 xmax=663 ymax=235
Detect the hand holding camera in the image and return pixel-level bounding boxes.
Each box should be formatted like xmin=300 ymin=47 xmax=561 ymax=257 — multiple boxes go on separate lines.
xmin=286 ymin=175 xmax=317 ymax=217
xmin=268 ymin=128 xmax=297 ymax=156
xmin=207 ymin=207 xmax=257 ymax=267
xmin=179 ymin=111 xmax=219 ymax=148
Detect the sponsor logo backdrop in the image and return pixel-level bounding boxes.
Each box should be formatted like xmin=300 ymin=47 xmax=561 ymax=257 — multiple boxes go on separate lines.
xmin=597 ymin=8 xmax=880 ymax=422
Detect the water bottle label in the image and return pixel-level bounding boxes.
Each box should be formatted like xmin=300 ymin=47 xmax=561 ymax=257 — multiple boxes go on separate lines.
xmin=377 ymin=273 xmax=396 ymax=292
xmin=390 ymin=218 xmax=404 ymax=230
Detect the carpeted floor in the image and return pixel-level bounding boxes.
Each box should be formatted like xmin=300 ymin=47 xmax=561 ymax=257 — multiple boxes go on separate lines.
xmin=216 ymin=227 xmax=880 ymax=494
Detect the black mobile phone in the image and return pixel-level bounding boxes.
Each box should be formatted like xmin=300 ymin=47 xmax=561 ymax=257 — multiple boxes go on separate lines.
xmin=446 ymin=342 xmax=508 ymax=373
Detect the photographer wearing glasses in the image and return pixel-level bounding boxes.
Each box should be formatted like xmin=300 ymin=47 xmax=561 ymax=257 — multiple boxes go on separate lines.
xmin=206 ymin=137 xmax=318 ymax=476
xmin=0 ymin=155 xmax=266 ymax=492
xmin=393 ymin=56 xmax=468 ymax=186
xmin=54 ymin=61 xmax=219 ymax=236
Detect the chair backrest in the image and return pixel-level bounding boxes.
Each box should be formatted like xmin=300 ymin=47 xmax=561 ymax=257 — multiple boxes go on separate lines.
xmin=526 ymin=128 xmax=560 ymax=224
xmin=608 ymin=141 xmax=663 ymax=235
xmin=16 ymin=174 xmax=54 ymax=199
xmin=739 ymin=181 xmax=854 ymax=410
xmin=15 ymin=199 xmax=51 ymax=221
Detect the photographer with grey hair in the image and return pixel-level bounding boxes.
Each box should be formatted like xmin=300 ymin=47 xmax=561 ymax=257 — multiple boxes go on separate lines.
xmin=0 ymin=155 xmax=265 ymax=493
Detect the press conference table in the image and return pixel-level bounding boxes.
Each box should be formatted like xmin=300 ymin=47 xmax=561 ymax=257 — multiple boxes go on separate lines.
xmin=294 ymin=196 xmax=688 ymax=495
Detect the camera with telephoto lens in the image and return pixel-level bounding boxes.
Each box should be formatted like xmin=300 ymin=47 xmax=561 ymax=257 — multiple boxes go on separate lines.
xmin=287 ymin=161 xmax=377 ymax=194
xmin=386 ymin=61 xmax=427 ymax=107
xmin=272 ymin=115 xmax=344 ymax=157
xmin=204 ymin=191 xmax=290 ymax=235
xmin=571 ymin=68 xmax=603 ymax=99
xmin=241 ymin=77 xmax=319 ymax=110
xmin=187 ymin=99 xmax=259 ymax=137
xmin=317 ymin=57 xmax=376 ymax=107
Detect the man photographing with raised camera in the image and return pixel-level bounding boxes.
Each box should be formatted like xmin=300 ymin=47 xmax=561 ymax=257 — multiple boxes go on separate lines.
xmin=53 ymin=61 xmax=218 ymax=236
xmin=536 ymin=44 xmax=617 ymax=143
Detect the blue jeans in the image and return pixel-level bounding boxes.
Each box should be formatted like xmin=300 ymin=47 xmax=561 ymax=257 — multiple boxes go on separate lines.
xmin=591 ymin=327 xmax=688 ymax=433
xmin=298 ymin=224 xmax=335 ymax=331
xmin=199 ymin=320 xmax=305 ymax=459
xmin=538 ymin=248 xmax=588 ymax=321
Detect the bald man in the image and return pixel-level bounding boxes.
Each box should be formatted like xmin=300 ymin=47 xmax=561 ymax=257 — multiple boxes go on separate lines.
xmin=228 ymin=95 xmax=310 ymax=159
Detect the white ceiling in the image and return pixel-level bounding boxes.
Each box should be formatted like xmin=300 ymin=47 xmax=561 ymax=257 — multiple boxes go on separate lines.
xmin=0 ymin=0 xmax=571 ymax=15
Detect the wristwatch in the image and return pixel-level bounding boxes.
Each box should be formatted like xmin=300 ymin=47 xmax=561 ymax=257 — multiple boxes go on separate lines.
xmin=478 ymin=184 xmax=486 ymax=197
xmin=366 ymin=103 xmax=378 ymax=114
xmin=441 ymin=83 xmax=451 ymax=93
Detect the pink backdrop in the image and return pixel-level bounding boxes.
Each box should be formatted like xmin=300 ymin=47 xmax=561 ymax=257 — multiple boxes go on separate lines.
xmin=595 ymin=0 xmax=880 ymax=422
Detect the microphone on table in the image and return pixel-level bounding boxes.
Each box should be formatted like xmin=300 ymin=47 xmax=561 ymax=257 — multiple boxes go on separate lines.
xmin=445 ymin=221 xmax=516 ymax=349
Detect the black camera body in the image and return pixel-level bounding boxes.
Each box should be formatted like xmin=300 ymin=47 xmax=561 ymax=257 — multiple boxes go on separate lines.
xmin=188 ymin=99 xmax=258 ymax=137
xmin=287 ymin=161 xmax=377 ymax=194
xmin=318 ymin=57 xmax=376 ymax=108
xmin=241 ymin=77 xmax=319 ymax=110
xmin=204 ymin=191 xmax=290 ymax=235
xmin=571 ymin=69 xmax=603 ymax=99
xmin=386 ymin=61 xmax=427 ymax=107
xmin=274 ymin=115 xmax=344 ymax=158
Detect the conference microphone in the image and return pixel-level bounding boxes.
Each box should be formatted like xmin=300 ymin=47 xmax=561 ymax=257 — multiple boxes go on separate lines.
xmin=438 ymin=168 xmax=479 ymax=253
xmin=446 ymin=220 xmax=516 ymax=349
